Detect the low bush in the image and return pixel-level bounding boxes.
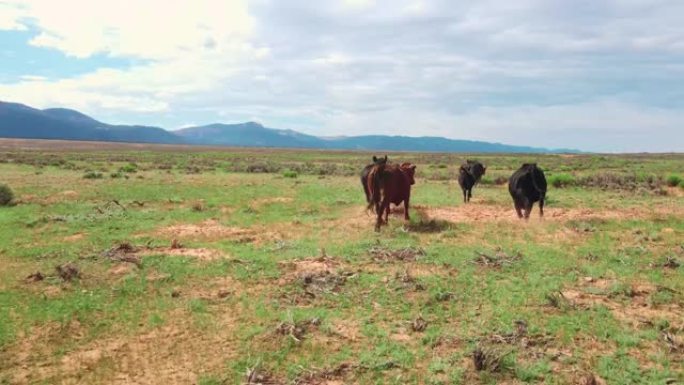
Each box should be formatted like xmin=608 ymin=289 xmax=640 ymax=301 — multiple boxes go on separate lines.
xmin=666 ymin=174 xmax=682 ymax=187
xmin=83 ymin=171 xmax=103 ymax=179
xmin=283 ymin=170 xmax=298 ymax=178
xmin=0 ymin=184 xmax=14 ymax=206
xmin=548 ymin=173 xmax=576 ymax=188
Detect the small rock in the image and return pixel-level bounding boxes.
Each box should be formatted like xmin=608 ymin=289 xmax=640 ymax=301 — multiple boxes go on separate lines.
xmin=171 ymin=289 xmax=181 ymax=298
xmin=217 ymin=289 xmax=230 ymax=298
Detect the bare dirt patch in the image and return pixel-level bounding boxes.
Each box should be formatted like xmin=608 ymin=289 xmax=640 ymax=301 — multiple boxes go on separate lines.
xmin=174 ymin=276 xmax=239 ymax=300
xmin=277 ymin=256 xmax=356 ymax=302
xmin=561 ymin=279 xmax=684 ymax=329
xmin=4 ymin=313 xmax=239 ymax=385
xmin=103 ymin=241 xmax=228 ymax=263
xmin=418 ymin=204 xmax=683 ymax=224
xmin=278 ymin=255 xmax=343 ymax=276
xmin=666 ymin=186 xmax=684 ymax=197
xmin=62 ymin=233 xmax=86 ymax=242
xmin=138 ymin=247 xmax=227 ymax=261
xmin=368 ymin=245 xmax=425 ymax=262
xmin=155 ymin=219 xmax=257 ymax=242
xmin=250 ymin=196 xmax=293 ymax=209
xmin=329 ymin=320 xmax=361 ymax=342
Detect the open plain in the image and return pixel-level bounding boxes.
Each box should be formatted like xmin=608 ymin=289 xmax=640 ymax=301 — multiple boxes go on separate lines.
xmin=0 ymin=139 xmax=682 ymax=384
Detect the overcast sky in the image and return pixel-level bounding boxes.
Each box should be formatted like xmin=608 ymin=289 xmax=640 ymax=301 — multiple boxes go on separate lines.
xmin=1 ymin=0 xmax=683 ymax=152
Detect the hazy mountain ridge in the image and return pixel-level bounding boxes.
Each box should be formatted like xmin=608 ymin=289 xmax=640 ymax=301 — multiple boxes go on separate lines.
xmin=0 ymin=101 xmax=578 ymax=153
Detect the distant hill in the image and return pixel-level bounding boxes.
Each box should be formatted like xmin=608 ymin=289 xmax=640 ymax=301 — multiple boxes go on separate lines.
xmin=0 ymin=101 xmax=182 ymax=144
xmin=0 ymin=101 xmax=578 ymax=153
xmin=176 ymin=122 xmax=324 ymax=148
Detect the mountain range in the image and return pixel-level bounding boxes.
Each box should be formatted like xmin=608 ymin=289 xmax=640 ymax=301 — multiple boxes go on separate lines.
xmin=0 ymin=101 xmax=578 ymax=153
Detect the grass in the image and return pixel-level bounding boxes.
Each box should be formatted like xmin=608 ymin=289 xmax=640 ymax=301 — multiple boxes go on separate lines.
xmin=0 ymin=142 xmax=682 ymax=384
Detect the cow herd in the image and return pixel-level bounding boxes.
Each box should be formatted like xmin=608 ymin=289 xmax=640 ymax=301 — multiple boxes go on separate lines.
xmin=361 ymin=156 xmax=547 ymax=231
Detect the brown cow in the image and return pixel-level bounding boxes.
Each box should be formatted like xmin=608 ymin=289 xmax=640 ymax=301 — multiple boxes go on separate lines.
xmin=366 ymin=162 xmax=417 ymax=231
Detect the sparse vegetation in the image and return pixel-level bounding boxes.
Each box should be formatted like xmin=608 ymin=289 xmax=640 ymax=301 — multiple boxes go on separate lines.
xmin=0 ymin=141 xmax=682 ymax=384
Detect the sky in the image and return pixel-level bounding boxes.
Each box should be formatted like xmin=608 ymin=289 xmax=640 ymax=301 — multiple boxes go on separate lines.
xmin=1 ymin=0 xmax=683 ymax=152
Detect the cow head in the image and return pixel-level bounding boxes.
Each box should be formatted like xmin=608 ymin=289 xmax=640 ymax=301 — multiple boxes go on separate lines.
xmin=400 ymin=163 xmax=417 ymax=185
xmin=372 ymin=155 xmax=388 ymax=165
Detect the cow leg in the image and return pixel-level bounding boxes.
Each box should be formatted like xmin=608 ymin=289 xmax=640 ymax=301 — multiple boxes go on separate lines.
xmin=523 ymin=201 xmax=533 ymax=220
xmin=467 ymin=188 xmax=472 ymax=202
xmin=403 ymin=198 xmax=410 ymax=221
xmin=462 ymin=189 xmax=467 ymax=203
xmin=539 ymin=197 xmax=545 ymax=218
xmin=514 ymin=199 xmax=523 ymax=218
xmin=384 ymin=200 xmax=390 ymax=224
xmin=375 ymin=211 xmax=382 ymax=231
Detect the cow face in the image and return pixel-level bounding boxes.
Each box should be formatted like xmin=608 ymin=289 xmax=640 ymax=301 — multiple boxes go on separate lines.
xmin=401 ymin=163 xmax=417 ymax=185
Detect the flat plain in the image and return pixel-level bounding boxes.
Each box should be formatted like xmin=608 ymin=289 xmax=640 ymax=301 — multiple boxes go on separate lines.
xmin=0 ymin=139 xmax=682 ymax=384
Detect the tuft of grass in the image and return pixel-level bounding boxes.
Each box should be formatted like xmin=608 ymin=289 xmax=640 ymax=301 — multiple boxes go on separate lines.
xmin=283 ymin=170 xmax=298 ymax=178
xmin=0 ymin=183 xmax=14 ymax=206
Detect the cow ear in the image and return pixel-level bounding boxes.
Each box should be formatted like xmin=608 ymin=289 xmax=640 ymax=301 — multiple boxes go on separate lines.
xmin=411 ymin=165 xmax=416 ymax=170
xmin=372 ymin=156 xmax=378 ymax=162
xmin=384 ymin=155 xmax=388 ymax=162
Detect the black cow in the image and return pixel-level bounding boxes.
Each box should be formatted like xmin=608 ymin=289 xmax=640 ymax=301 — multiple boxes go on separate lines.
xmin=457 ymin=160 xmax=486 ymax=203
xmin=508 ymin=163 xmax=547 ymax=219
xmin=361 ymin=155 xmax=388 ymax=203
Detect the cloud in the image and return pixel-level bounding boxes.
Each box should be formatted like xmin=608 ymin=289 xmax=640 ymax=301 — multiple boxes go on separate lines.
xmin=1 ymin=0 xmax=683 ymax=151
xmin=3 ymin=0 xmax=254 ymax=59
xmin=0 ymin=2 xmax=26 ymax=30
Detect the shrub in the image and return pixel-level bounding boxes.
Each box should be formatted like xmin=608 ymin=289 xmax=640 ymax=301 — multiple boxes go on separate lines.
xmin=83 ymin=171 xmax=103 ymax=179
xmin=666 ymin=174 xmax=682 ymax=187
xmin=119 ymin=163 xmax=138 ymax=173
xmin=283 ymin=170 xmax=298 ymax=178
xmin=548 ymin=173 xmax=576 ymax=188
xmin=0 ymin=184 xmax=14 ymax=206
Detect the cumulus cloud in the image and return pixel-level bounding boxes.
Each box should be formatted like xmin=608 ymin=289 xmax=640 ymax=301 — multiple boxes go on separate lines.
xmin=1 ymin=0 xmax=683 ymax=151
